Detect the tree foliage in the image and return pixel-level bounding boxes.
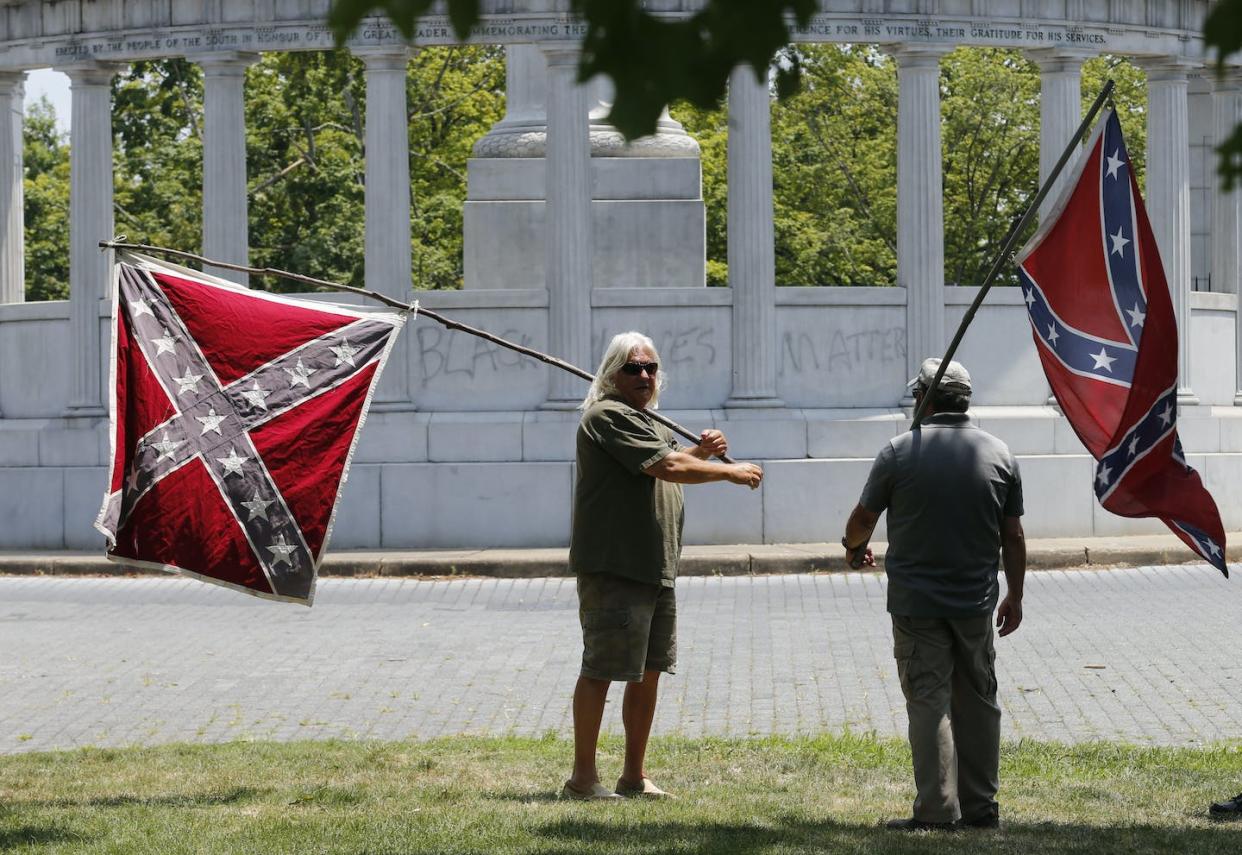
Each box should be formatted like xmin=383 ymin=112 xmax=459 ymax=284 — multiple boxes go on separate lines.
xmin=769 ymin=45 xmax=898 ymax=287
xmin=673 ymin=48 xmax=1144 ymax=289
xmin=23 ymin=47 xmax=504 ymax=299
xmin=244 ymin=46 xmax=504 ymax=291
xmin=243 ymin=50 xmax=368 ymax=288
xmin=112 ymin=59 xmax=204 ymax=257
xmin=22 ymin=97 xmax=69 ymax=301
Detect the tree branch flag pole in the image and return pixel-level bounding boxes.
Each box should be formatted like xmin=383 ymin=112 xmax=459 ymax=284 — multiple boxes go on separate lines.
xmin=98 ymin=239 xmax=735 ymax=464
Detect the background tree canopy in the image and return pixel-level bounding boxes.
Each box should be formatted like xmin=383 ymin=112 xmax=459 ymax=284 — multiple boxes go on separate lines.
xmin=24 ymin=48 xmax=1145 ymax=298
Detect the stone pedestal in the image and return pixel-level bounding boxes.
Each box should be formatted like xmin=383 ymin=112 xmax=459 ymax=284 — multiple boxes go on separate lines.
xmin=724 ymin=64 xmax=782 ymax=408
xmin=893 ymin=46 xmax=948 ymax=403
xmin=65 ymin=63 xmax=119 ymax=417
xmin=200 ymin=53 xmax=257 ymax=286
xmin=464 ymin=45 xmax=704 ymax=292
xmin=0 ymin=71 xmax=23 ymax=307
xmin=1144 ymin=58 xmax=1197 ymax=406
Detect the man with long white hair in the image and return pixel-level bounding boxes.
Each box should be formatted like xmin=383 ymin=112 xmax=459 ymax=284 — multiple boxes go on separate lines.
xmin=561 ymin=331 xmax=763 ymax=801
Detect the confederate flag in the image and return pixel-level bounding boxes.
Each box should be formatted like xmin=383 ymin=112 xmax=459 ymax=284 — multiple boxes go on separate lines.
xmin=95 ymin=253 xmax=408 ymax=604
xmin=1016 ymin=109 xmax=1228 ymax=576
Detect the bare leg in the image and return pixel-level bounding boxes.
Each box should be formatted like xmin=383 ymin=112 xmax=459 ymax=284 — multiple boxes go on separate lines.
xmin=569 ymin=675 xmax=611 ymax=789
xmin=619 ymin=669 xmax=661 ymax=786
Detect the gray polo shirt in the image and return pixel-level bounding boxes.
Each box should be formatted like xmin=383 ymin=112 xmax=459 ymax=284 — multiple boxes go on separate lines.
xmin=859 ymin=412 xmax=1023 ymax=618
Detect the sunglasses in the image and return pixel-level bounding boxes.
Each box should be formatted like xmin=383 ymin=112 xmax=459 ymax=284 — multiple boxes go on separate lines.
xmin=620 ymin=361 xmax=659 ymax=376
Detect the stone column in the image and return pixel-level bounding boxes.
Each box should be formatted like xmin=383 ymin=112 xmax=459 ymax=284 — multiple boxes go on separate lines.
xmin=0 ymin=72 xmax=24 ymax=306
xmin=541 ymin=45 xmax=592 ymax=408
xmin=1029 ymin=50 xmax=1086 ymax=219
xmin=724 ymin=64 xmax=783 ymax=408
xmin=1215 ymin=68 xmax=1242 ymax=405
xmin=893 ymin=47 xmax=947 ymax=402
xmin=200 ymin=53 xmax=257 ymax=285
xmin=65 ymin=64 xmax=119 ymax=417
xmin=359 ymin=46 xmax=412 ymax=407
xmin=1144 ymin=58 xmax=1197 ymax=405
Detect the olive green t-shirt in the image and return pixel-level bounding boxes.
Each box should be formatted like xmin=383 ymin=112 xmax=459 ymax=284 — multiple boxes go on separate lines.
xmin=568 ymin=396 xmax=684 ymax=587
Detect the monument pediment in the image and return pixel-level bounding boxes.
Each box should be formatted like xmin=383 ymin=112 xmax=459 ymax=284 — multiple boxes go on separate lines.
xmin=0 ymin=1 xmax=1212 ymax=68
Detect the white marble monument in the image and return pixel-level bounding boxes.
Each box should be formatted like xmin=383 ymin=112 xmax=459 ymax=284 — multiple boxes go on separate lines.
xmin=0 ymin=0 xmax=1240 ymax=551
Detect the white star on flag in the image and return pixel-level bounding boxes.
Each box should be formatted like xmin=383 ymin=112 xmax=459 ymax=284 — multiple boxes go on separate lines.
xmin=240 ymin=380 xmax=272 ymax=411
xmin=196 ymin=408 xmax=227 ymax=436
xmin=125 ymin=466 xmax=142 ymax=493
xmin=284 ymin=357 xmax=316 ymax=389
xmin=1126 ymin=303 xmax=1146 ymax=328
xmin=1128 ymin=435 xmax=1141 ymax=457
xmin=241 ymin=491 xmax=275 ymax=522
xmin=1024 ymin=288 xmax=1036 ymax=309
xmin=1096 ymin=464 xmax=1112 ymax=486
xmin=330 ymin=340 xmax=360 ymax=368
xmin=1090 ymin=347 xmax=1116 ymax=373
xmin=267 ymin=534 xmax=298 ymax=569
xmin=217 ymin=447 xmax=249 ymax=477
xmin=131 ymin=297 xmax=154 ymax=317
xmin=1157 ymin=404 xmax=1173 ymax=428
xmin=1207 ymin=539 xmax=1223 ymax=558
xmin=1105 ymin=149 xmax=1126 ymax=180
xmin=1046 ymin=324 xmax=1060 ymax=347
xmin=150 ymin=431 xmax=185 ymax=462
xmin=152 ymin=328 xmax=178 ymax=357
xmin=173 ymin=370 xmax=203 ymax=395
xmin=1109 ymin=227 xmax=1130 ymax=257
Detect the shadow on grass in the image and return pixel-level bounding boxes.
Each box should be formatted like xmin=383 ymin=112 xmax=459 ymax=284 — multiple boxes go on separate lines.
xmin=0 ymin=823 xmax=84 ymax=848
xmin=487 ymin=790 xmax=564 ymax=804
xmin=23 ymin=786 xmax=261 ymax=810
xmin=531 ymin=816 xmax=1242 ymax=854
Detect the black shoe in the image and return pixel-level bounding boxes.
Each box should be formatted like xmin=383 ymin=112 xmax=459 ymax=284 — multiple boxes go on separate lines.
xmin=1209 ymin=793 xmax=1242 ymax=819
xmin=885 ymin=817 xmax=957 ymax=832
xmin=959 ymin=814 xmax=1000 ymax=830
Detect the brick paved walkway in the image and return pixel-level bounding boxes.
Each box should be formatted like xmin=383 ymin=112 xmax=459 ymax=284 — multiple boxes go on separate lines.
xmin=1 ymin=565 xmax=1239 ymax=754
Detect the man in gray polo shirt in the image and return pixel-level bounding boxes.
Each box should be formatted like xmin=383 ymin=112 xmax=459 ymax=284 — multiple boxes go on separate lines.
xmin=842 ymin=357 xmax=1026 ymax=832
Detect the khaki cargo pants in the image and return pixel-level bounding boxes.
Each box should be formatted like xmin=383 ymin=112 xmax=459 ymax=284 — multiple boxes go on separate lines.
xmin=892 ymin=614 xmax=1001 ymax=825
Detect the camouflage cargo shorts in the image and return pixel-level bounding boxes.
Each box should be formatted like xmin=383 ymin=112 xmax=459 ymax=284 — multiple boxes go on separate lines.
xmin=576 ymin=572 xmax=677 ymax=683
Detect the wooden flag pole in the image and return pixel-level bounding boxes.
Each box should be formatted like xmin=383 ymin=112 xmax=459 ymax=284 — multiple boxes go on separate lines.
xmin=98 ymin=240 xmax=735 ymax=463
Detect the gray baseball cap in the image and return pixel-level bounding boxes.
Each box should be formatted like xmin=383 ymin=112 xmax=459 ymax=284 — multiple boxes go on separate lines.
xmin=908 ymin=357 xmax=972 ymax=394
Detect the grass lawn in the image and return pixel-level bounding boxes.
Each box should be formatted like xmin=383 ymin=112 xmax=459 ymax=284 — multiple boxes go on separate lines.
xmin=2 ymin=734 xmax=1242 ymax=853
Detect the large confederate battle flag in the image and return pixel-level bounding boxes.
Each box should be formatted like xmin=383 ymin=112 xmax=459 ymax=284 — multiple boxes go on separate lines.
xmin=1015 ymin=110 xmax=1227 ymax=575
xmin=95 ymin=253 xmax=407 ymax=604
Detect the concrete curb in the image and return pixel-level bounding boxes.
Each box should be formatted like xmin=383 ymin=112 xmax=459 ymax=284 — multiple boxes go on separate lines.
xmin=1 ymin=533 xmax=1237 ymax=579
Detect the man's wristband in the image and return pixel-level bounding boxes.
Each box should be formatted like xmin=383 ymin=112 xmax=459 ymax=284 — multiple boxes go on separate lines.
xmin=841 ymin=536 xmax=861 ymax=552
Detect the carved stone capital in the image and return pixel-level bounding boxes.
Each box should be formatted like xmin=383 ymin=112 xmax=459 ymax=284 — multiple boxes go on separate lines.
xmin=197 ymin=51 xmax=260 ymax=76
xmin=1024 ymin=48 xmax=1091 ymax=75
xmin=61 ymin=62 xmax=124 ymax=87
